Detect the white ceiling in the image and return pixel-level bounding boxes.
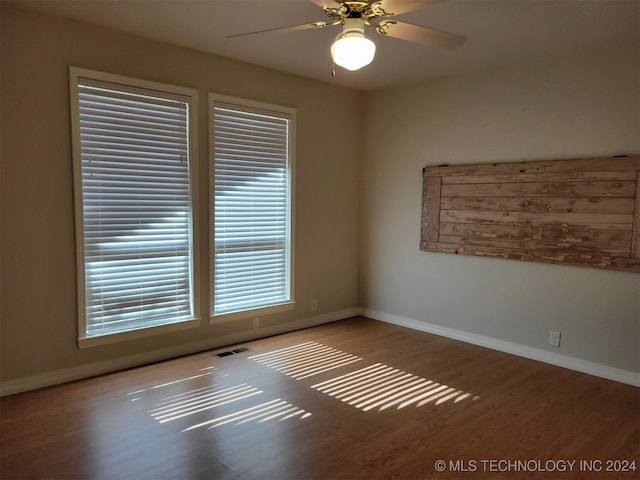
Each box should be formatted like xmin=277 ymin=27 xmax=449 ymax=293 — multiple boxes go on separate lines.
xmin=8 ymin=0 xmax=639 ymax=90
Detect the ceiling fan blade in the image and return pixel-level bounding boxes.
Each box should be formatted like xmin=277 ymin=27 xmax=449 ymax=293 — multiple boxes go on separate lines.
xmin=308 ymin=0 xmax=343 ymax=8
xmin=374 ymin=20 xmax=466 ymax=49
xmin=374 ymin=0 xmax=445 ymax=17
xmin=227 ymin=21 xmax=333 ymax=38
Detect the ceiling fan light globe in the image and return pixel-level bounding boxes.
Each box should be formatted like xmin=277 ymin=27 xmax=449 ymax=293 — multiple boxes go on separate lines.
xmin=331 ymin=35 xmax=376 ymax=71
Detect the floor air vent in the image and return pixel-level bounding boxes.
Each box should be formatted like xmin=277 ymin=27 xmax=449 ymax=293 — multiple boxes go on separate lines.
xmin=213 ymin=347 xmax=250 ymax=358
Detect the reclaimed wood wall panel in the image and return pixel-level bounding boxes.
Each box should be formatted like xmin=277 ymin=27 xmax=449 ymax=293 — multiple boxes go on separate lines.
xmin=421 ymin=156 xmax=640 ymax=272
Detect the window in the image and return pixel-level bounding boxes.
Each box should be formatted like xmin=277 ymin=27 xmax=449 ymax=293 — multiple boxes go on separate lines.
xmin=70 ymin=67 xmax=199 ymax=347
xmin=210 ymin=95 xmax=295 ymax=320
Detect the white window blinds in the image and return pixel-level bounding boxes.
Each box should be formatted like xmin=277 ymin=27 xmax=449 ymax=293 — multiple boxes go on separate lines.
xmin=73 ymin=73 xmax=196 ymax=339
xmin=212 ymin=100 xmax=294 ymax=317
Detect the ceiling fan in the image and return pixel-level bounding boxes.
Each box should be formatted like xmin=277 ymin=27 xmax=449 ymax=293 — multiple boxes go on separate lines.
xmin=228 ymin=0 xmax=467 ymax=72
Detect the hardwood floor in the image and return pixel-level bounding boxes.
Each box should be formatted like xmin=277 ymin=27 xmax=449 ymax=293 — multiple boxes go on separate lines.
xmin=1 ymin=317 xmax=638 ymax=479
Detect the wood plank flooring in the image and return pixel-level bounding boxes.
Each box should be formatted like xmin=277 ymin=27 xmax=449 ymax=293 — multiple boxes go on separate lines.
xmin=1 ymin=317 xmax=638 ymax=479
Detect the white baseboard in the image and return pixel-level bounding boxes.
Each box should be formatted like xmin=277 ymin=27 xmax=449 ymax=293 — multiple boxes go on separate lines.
xmin=361 ymin=308 xmax=640 ymax=387
xmin=3 ymin=306 xmax=637 ymax=396
xmin=0 ymin=308 xmax=360 ymax=397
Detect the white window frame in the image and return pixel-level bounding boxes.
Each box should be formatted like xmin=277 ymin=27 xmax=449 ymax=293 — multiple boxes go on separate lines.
xmin=209 ymin=94 xmax=296 ymax=323
xmin=70 ymin=67 xmax=200 ymax=348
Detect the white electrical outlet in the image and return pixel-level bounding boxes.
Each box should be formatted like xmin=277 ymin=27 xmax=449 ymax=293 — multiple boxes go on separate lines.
xmin=311 ymin=298 xmax=318 ymax=311
xmin=549 ymin=331 xmax=561 ymax=347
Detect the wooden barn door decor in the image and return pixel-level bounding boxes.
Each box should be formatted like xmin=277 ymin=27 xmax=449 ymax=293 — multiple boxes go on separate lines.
xmin=421 ymin=156 xmax=640 ymax=272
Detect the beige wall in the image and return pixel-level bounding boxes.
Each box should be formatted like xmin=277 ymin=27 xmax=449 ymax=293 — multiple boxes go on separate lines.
xmin=361 ymin=41 xmax=640 ymax=373
xmin=0 ymin=5 xmax=361 ymax=384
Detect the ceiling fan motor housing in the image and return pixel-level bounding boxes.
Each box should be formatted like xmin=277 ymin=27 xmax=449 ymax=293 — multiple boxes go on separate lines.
xmin=340 ymin=17 xmax=366 ymax=36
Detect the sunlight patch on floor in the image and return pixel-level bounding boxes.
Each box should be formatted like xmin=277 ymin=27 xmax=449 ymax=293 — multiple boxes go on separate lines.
xmin=249 ymin=341 xmax=361 ymax=379
xmin=182 ymin=399 xmax=312 ymax=431
xmin=148 ymin=383 xmax=263 ymax=423
xmin=126 ymin=371 xmax=215 ymax=400
xmin=132 ymin=377 xmax=312 ymax=431
xmin=311 ymin=363 xmax=475 ymax=411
